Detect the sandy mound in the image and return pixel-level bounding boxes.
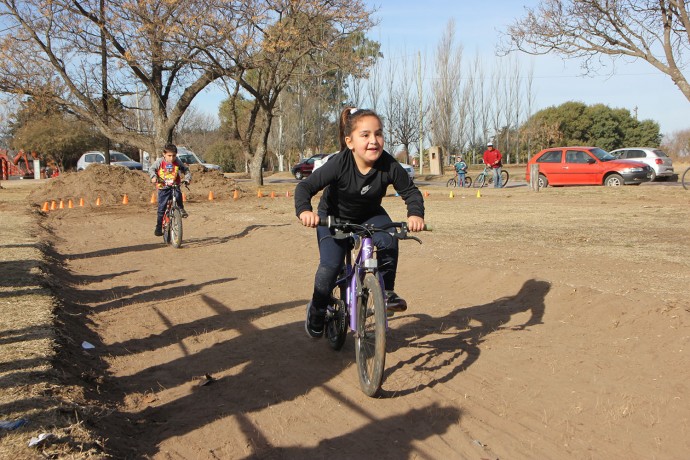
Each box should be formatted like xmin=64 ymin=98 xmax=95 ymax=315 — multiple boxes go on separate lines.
xmin=29 ymin=164 xmax=239 ymax=207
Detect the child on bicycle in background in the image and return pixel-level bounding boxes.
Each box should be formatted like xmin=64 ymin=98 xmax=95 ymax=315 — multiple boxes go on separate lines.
xmin=294 ymin=107 xmax=425 ymax=339
xmin=454 ymin=154 xmax=468 ymax=187
xmin=149 ymin=143 xmax=192 ymax=236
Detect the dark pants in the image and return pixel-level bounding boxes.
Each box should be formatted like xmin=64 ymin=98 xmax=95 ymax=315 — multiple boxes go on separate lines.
xmin=156 ymin=187 xmax=184 ymax=227
xmin=310 ymin=213 xmax=398 ymax=315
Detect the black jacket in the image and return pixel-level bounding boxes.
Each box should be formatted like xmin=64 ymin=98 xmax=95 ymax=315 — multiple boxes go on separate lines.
xmin=294 ymin=150 xmax=424 ymax=223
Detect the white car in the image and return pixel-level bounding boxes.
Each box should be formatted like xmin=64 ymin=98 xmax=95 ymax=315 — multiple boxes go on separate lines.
xmin=609 ymin=147 xmax=674 ymax=181
xmin=176 ymin=147 xmax=222 ymax=171
xmin=77 ymin=151 xmax=142 ymax=171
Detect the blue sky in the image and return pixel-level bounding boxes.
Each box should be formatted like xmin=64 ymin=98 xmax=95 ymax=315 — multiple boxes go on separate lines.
xmin=368 ymin=0 xmax=690 ymax=136
xmin=194 ymin=1 xmax=690 ymax=136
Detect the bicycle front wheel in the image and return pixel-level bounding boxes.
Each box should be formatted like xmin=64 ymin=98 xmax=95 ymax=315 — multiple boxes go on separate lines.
xmin=463 ymin=177 xmax=472 ymax=188
xmin=446 ymin=178 xmax=456 ymax=188
xmin=683 ymin=167 xmax=690 ymax=190
xmin=474 ymin=174 xmax=485 ymax=188
xmin=170 ymin=208 xmax=183 ymax=248
xmin=355 ymin=272 xmax=386 ymax=397
xmin=501 ymin=170 xmax=509 ymax=187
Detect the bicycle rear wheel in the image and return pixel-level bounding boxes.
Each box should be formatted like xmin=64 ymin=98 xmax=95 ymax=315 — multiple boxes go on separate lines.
xmin=683 ymin=167 xmax=690 ymax=190
xmin=170 ymin=208 xmax=183 ymax=248
xmin=326 ymin=283 xmax=348 ymax=351
xmin=446 ymin=178 xmax=456 ymax=188
xmin=355 ymin=272 xmax=386 ymax=397
xmin=463 ymin=177 xmax=472 ymax=188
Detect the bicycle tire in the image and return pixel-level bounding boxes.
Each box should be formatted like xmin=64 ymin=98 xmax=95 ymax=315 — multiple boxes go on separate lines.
xmin=446 ymin=178 xmax=456 ymax=188
xmin=162 ymin=214 xmax=170 ymax=245
xmin=326 ymin=283 xmax=348 ymax=351
xmin=501 ymin=170 xmax=509 ymax=187
xmin=683 ymin=167 xmax=690 ymax=190
xmin=464 ymin=177 xmax=472 ymax=188
xmin=474 ymin=174 xmax=485 ymax=188
xmin=170 ymin=207 xmax=183 ymax=248
xmin=355 ymin=272 xmax=386 ymax=397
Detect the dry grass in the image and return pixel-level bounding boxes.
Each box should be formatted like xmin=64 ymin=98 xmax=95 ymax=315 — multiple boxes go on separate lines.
xmin=0 ymin=181 xmax=105 ymax=459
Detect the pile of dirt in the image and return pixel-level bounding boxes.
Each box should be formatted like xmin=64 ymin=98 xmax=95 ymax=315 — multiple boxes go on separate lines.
xmin=29 ymin=164 xmax=239 ymax=207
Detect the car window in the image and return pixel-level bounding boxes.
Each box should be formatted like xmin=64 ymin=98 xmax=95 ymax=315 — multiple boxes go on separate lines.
xmin=653 ymin=149 xmax=669 ymax=157
xmin=590 ymin=148 xmax=615 ymax=161
xmin=536 ymin=150 xmax=562 ymax=163
xmin=110 ymin=153 xmax=131 ymax=161
xmin=86 ymin=153 xmax=104 ymax=163
xmin=565 ymin=150 xmax=591 ymax=164
xmin=627 ymin=150 xmax=645 ymax=159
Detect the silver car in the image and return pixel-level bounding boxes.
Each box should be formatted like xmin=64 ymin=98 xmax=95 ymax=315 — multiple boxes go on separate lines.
xmin=609 ymin=147 xmax=674 ymax=181
xmin=76 ymin=151 xmax=142 ymax=171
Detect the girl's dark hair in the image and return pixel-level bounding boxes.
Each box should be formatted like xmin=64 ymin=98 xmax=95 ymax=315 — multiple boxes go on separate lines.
xmin=338 ymin=107 xmax=382 ymax=151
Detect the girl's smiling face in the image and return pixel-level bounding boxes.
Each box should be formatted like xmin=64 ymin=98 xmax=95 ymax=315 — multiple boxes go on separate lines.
xmin=345 ymin=115 xmax=384 ymax=169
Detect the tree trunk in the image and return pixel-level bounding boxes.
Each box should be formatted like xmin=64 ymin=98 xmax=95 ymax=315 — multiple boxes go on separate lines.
xmin=249 ymin=153 xmax=264 ymax=186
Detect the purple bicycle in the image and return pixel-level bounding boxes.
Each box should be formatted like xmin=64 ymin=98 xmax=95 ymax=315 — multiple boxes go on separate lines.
xmin=321 ymin=217 xmax=422 ymax=397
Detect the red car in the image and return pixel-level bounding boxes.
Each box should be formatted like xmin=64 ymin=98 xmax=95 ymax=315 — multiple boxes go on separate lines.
xmin=525 ymin=147 xmax=652 ymax=187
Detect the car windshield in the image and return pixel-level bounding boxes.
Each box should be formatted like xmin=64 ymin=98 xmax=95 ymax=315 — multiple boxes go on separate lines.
xmin=590 ymin=148 xmax=616 ymax=162
xmin=110 ymin=152 xmax=132 ymax=162
xmin=178 ymin=153 xmax=200 ymax=164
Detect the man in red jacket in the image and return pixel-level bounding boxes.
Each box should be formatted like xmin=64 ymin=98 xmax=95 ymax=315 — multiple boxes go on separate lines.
xmin=482 ymin=141 xmax=503 ymax=188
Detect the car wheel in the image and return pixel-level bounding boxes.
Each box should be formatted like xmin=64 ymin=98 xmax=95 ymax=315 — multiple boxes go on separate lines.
xmin=649 ymin=170 xmax=657 ymax=182
xmin=295 ymin=171 xmax=303 ymax=180
xmin=538 ymin=174 xmax=549 ymax=188
xmin=605 ymin=174 xmax=624 ymax=187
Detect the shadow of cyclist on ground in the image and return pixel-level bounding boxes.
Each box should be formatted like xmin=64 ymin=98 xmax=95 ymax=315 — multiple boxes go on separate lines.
xmin=382 ymin=279 xmax=550 ymax=397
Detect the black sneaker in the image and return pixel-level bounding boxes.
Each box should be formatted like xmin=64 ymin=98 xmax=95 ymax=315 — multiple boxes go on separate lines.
xmin=385 ymin=291 xmax=407 ymax=313
xmin=154 ymin=226 xmax=163 ymax=237
xmin=180 ymin=209 xmax=189 ymax=218
xmin=304 ymin=302 xmax=325 ymax=339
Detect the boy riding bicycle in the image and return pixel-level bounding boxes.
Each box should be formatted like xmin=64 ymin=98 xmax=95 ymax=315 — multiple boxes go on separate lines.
xmin=149 ymin=143 xmax=192 ymax=236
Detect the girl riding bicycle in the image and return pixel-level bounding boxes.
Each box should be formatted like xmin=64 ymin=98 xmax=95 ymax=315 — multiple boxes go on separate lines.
xmin=294 ymin=107 xmax=425 ymax=338
xmin=149 ymin=143 xmax=192 ymax=236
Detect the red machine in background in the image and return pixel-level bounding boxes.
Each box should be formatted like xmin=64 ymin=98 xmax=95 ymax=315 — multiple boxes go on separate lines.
xmin=0 ymin=149 xmax=59 ymax=180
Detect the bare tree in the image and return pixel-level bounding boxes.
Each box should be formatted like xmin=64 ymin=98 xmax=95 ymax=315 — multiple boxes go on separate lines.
xmin=501 ymin=0 xmax=690 ymax=103
xmin=0 ymin=0 xmax=243 ymax=155
xmin=430 ymin=20 xmax=463 ymax=165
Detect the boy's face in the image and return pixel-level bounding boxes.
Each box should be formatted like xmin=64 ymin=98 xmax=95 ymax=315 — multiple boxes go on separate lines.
xmin=163 ymin=151 xmax=176 ymax=161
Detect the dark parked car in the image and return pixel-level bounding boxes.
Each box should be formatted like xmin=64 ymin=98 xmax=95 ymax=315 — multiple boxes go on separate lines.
xmin=291 ymin=154 xmax=329 ymax=180
xmin=525 ymin=146 xmax=652 ymax=187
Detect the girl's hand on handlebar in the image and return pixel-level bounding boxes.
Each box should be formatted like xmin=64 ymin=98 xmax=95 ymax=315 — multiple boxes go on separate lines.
xmin=407 ymin=215 xmax=425 ymax=232
xmin=299 ymin=211 xmax=320 ymax=228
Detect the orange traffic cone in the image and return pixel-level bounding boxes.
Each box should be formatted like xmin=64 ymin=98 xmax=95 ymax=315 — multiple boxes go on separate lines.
xmin=424 ymin=191 xmax=430 ymax=197
xmin=285 ymin=190 xmax=290 ymax=198
xmin=122 ymin=194 xmax=129 ymax=204
xmin=59 ymin=199 xmax=65 ymax=209
xmin=270 ymin=191 xmax=275 ymax=198
xmin=233 ymin=189 xmax=239 ymax=200
xmin=79 ymin=197 xmax=84 ymax=207
xmin=68 ymin=199 xmax=74 ymax=209
xmin=208 ymin=191 xmax=214 ymax=201
xmin=50 ymin=200 xmax=57 ymax=210
xmin=96 ymin=196 xmax=102 ymax=206
xmin=257 ymin=189 xmax=263 ymax=198
xmin=150 ymin=192 xmax=156 ymax=204
xmin=42 ymin=202 xmax=49 ymax=212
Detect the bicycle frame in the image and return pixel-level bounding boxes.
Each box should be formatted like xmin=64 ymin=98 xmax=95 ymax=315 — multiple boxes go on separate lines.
xmin=335 ymin=232 xmax=385 ymax=334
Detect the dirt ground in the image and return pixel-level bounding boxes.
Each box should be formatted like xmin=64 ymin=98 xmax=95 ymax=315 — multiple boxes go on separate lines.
xmin=2 ymin=167 xmax=690 ymax=459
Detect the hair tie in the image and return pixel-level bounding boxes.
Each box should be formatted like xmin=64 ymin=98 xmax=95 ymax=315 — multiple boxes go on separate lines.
xmin=349 ymin=108 xmax=358 ymax=115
